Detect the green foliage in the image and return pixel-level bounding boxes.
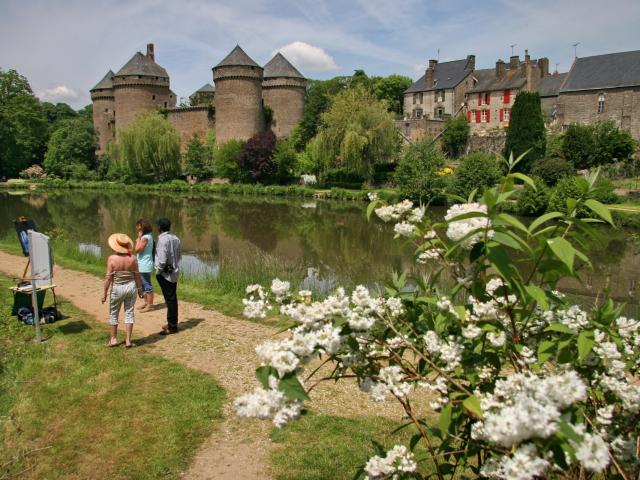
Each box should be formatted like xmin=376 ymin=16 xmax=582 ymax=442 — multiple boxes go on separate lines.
xmin=263 ymin=105 xmax=274 ymax=129
xmin=114 ymin=111 xmax=181 ymax=182
xmin=370 ymin=74 xmax=413 ymax=115
xmin=545 ymin=131 xmax=565 ymax=158
xmin=563 ymin=121 xmax=637 ymax=169
xmin=77 ymin=104 xmax=93 ymax=121
xmin=441 ymin=115 xmax=470 ymax=158
xmin=214 ymin=139 xmax=244 ymax=182
xmin=548 ymin=174 xmax=618 ymax=214
xmin=43 ymin=118 xmax=97 ymax=178
xmin=0 ymin=69 xmax=47 ymax=177
xmin=183 ymin=135 xmax=214 ymax=179
xmin=450 ymin=151 xmax=501 ymax=197
xmin=41 ymin=101 xmax=78 ymax=135
xmin=314 ymin=85 xmax=399 ymax=183
xmin=393 ymin=137 xmax=447 ymax=203
xmin=516 ymin=176 xmax=549 ymax=216
xmin=504 ymin=91 xmax=545 ymax=171
xmin=322 ymin=168 xmax=365 ymax=189
xmin=530 ymin=156 xmax=575 ymax=186
xmin=237 ymin=130 xmax=277 ymax=184
xmin=272 ymin=137 xmax=298 ymax=184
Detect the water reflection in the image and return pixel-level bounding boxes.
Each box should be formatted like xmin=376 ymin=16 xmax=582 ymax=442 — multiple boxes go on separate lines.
xmin=1 ymin=190 xmax=638 ymax=309
xmin=78 ymin=243 xmax=101 ymax=257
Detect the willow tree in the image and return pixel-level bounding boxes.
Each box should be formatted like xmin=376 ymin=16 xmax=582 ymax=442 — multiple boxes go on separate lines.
xmin=314 ymin=84 xmax=399 ymax=183
xmin=116 ymin=111 xmax=181 ymax=182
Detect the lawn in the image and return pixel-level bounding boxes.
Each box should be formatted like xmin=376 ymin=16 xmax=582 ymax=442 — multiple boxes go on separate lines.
xmin=0 ymin=274 xmax=226 ymax=479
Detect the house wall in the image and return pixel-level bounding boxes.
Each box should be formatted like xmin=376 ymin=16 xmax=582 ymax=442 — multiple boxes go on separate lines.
xmin=167 ymin=106 xmax=215 ymax=151
xmin=557 ymin=87 xmax=640 ymax=140
xmin=395 ymin=118 xmax=446 ymax=143
xmin=467 ymin=88 xmax=520 ymax=133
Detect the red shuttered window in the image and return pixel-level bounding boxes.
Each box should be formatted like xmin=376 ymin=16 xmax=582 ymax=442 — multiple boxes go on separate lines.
xmin=478 ymin=93 xmax=482 ymax=106
xmin=486 ymin=110 xmax=490 ymax=122
xmin=475 ymin=110 xmax=481 ymax=123
xmin=467 ymin=110 xmax=472 ymax=122
xmin=499 ymin=109 xmax=504 ymax=122
xmin=503 ymin=89 xmax=510 ymax=103
xmin=486 ymin=93 xmax=491 ymax=105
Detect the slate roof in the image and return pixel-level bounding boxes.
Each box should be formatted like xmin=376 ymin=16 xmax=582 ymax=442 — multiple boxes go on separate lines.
xmin=538 ymin=73 xmax=568 ymax=97
xmin=560 ymin=50 xmax=640 ymax=92
xmin=90 ymin=70 xmax=114 ymax=91
xmin=405 ymin=59 xmax=473 ymax=94
xmin=115 ymin=52 xmax=169 ymax=78
xmin=264 ymin=52 xmax=304 ymax=79
xmin=214 ymin=45 xmax=260 ymax=69
xmin=467 ymin=68 xmax=526 ymax=93
xmin=195 ymin=83 xmax=216 ymax=93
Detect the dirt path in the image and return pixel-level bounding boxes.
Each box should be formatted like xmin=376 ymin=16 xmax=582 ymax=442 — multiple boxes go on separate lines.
xmin=0 ymin=251 xmax=408 ymax=479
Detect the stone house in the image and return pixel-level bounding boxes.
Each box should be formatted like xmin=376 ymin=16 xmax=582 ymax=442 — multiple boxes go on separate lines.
xmin=556 ymin=50 xmax=640 ymax=141
xmin=466 ymin=50 xmax=550 ymax=133
xmin=538 ymin=72 xmax=567 ymax=123
xmin=403 ymin=55 xmax=476 ymax=120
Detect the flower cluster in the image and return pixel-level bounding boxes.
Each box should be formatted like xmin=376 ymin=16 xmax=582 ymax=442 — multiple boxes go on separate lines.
xmin=444 ymin=203 xmax=494 ymax=250
xmin=242 ymin=284 xmax=271 ymax=318
xmin=363 ymin=445 xmax=417 ymax=480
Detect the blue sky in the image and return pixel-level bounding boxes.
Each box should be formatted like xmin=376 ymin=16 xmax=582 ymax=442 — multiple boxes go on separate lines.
xmin=1 ymin=0 xmax=639 ymax=108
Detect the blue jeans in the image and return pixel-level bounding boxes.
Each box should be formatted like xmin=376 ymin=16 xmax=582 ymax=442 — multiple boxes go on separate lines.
xmin=140 ymin=272 xmax=153 ymax=294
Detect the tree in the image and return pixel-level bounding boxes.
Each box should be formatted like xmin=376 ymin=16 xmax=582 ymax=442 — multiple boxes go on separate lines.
xmin=562 ymin=124 xmax=596 ymax=169
xmin=504 ymin=91 xmax=545 ymax=171
xmin=441 ymin=115 xmax=470 ymax=158
xmin=371 ymin=74 xmax=413 ymax=115
xmin=393 ymin=137 xmax=448 ymax=203
xmin=41 ymin=101 xmax=78 ymax=136
xmin=237 ymin=130 xmax=277 ymax=183
xmin=450 ymin=151 xmax=502 ymax=198
xmin=562 ymin=121 xmax=636 ymax=170
xmin=313 ymin=85 xmax=399 ymax=183
xmin=0 ymin=69 xmax=47 ymax=177
xmin=183 ymin=135 xmax=213 ymax=179
xmin=272 ymin=137 xmax=298 ymax=184
xmin=43 ymin=118 xmax=97 ymax=178
xmin=115 ymin=112 xmax=181 ymax=182
xmin=214 ymin=139 xmax=244 ymax=182
xmin=77 ymin=104 xmax=93 ymax=122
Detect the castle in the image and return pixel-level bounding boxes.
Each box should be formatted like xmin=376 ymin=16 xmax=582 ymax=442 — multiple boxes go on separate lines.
xmin=90 ymin=44 xmax=307 ymax=154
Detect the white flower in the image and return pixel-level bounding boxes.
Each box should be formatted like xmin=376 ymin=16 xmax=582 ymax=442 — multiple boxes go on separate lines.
xmin=417 ymin=248 xmax=441 ymax=263
xmin=480 ymin=444 xmax=549 ymax=480
xmin=364 ymin=445 xmax=416 ymax=480
xmin=270 ymin=278 xmax=291 ymax=303
xmin=487 ymin=331 xmax=506 ymax=347
xmin=424 ymin=230 xmax=437 ymax=239
xmin=462 ymin=324 xmax=482 ymax=339
xmin=572 ymin=433 xmax=610 ymax=472
xmin=368 ymin=192 xmax=379 ymax=201
xmin=255 ymin=341 xmax=300 ymax=377
xmin=394 ymin=221 xmax=416 ymax=237
xmin=408 ymin=206 xmax=425 ymax=223
xmin=375 ymin=205 xmax=395 ymax=222
xmin=555 ymin=305 xmax=589 ymax=333
xmin=444 ymin=202 xmax=494 ymax=250
xmin=298 ymin=289 xmax=312 ymax=298
xmin=385 ymin=297 xmax=404 ymax=318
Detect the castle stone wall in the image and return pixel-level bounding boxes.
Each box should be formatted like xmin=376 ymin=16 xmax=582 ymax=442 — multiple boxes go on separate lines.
xmin=395 ymin=118 xmax=445 ymax=143
xmin=167 ymin=106 xmax=215 ymax=151
xmin=213 ymin=65 xmax=264 ymax=143
xmin=91 ymin=90 xmax=115 ymax=155
xmin=557 ymin=87 xmax=640 ymax=141
xmin=112 ymin=75 xmax=172 ymax=131
xmin=262 ymin=78 xmax=305 ymax=138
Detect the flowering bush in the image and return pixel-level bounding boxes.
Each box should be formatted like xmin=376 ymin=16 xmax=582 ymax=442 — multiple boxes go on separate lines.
xmin=236 ymin=154 xmax=639 ymax=480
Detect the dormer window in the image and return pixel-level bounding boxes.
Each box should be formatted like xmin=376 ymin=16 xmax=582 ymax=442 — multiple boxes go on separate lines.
xmin=597 ymin=94 xmax=605 ymax=114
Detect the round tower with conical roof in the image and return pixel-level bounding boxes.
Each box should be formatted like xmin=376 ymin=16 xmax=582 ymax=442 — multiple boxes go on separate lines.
xmin=90 ymin=70 xmax=115 ymax=154
xmin=111 ymin=43 xmax=175 ymax=131
xmin=262 ymin=52 xmax=307 ymax=138
xmin=212 ymin=45 xmax=265 ymax=143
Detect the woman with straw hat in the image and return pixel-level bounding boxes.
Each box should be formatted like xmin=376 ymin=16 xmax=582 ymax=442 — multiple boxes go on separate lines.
xmin=102 ymin=233 xmax=143 ymax=348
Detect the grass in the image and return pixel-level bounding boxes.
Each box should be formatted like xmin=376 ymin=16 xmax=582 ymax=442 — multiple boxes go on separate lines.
xmin=269 ymin=414 xmax=434 ymax=480
xmin=0 ymin=273 xmax=226 ymax=479
xmin=0 ymin=234 xmax=301 ymax=325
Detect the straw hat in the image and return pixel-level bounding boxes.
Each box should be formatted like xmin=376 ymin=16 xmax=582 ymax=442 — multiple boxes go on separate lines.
xmin=107 ymin=233 xmax=133 ymax=254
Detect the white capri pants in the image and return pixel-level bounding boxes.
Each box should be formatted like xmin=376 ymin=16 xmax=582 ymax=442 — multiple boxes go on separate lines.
xmin=109 ymin=282 xmax=137 ymax=325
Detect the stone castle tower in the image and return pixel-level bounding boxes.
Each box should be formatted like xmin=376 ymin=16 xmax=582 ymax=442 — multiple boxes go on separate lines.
xmin=262 ymin=52 xmax=307 ymax=138
xmin=212 ymin=45 xmax=265 ymax=144
xmin=89 ymin=70 xmax=115 ymax=154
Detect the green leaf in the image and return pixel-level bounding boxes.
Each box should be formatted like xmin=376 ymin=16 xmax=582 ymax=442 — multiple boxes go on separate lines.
xmin=525 ymin=285 xmax=548 ymax=310
xmin=545 ymin=324 xmax=575 ymax=334
xmin=366 ymin=200 xmax=380 ymax=221
xmin=547 ymin=237 xmax=575 ymax=272
xmin=508 ymin=172 xmax=536 ymax=190
xmin=439 ymin=403 xmax=452 ymax=437
xmin=528 ymin=212 xmax=563 ymax=234
xmin=584 ymin=199 xmax=614 ymax=225
xmin=491 ymin=231 xmax=522 ymax=250
xmin=462 ymin=395 xmax=484 ymax=419
xmin=278 ymin=373 xmax=310 ymax=401
xmin=577 ymin=330 xmax=595 ymax=361
xmin=537 ymin=340 xmax=556 ymax=363
xmin=496 ymin=213 xmax=529 ymax=234
xmin=256 ymin=366 xmax=278 ymax=389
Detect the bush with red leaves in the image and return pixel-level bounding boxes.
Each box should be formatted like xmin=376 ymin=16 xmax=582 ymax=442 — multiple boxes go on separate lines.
xmin=237 ymin=130 xmax=277 ymax=184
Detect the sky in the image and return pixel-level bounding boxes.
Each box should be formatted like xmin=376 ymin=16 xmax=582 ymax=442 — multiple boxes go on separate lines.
xmin=1 ymin=0 xmax=639 ymax=109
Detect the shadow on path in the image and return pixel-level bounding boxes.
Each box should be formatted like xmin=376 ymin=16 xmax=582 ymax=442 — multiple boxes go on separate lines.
xmin=134 ymin=317 xmax=204 ymax=347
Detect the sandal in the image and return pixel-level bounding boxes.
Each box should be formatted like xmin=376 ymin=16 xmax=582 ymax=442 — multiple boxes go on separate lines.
xmin=107 ymin=340 xmax=119 ymax=348
xmin=125 ymin=343 xmax=136 ymax=349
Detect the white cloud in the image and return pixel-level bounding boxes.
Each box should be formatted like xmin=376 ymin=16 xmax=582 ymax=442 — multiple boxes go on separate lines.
xmin=273 ymin=41 xmax=338 ymax=72
xmin=36 ymin=85 xmax=81 ymax=103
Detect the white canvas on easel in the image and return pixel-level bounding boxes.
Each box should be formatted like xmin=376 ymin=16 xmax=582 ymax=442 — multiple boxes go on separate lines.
xmin=28 ymin=231 xmax=53 ymax=289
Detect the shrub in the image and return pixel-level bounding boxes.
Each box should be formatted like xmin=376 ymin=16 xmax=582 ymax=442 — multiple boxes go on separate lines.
xmin=19 ymin=164 xmax=45 ymax=179
xmin=214 ymin=139 xmax=244 ymax=182
xmin=322 ymin=168 xmax=365 ymax=189
xmin=530 ymin=157 xmax=575 ymax=186
xmin=393 ymin=137 xmax=447 ymax=204
xmin=183 ymin=135 xmax=213 ymax=179
xmin=43 ymin=118 xmax=97 ymax=179
xmin=441 ymin=115 xmax=470 ymax=158
xmin=504 ymin=91 xmax=545 ymax=171
xmin=563 ymin=121 xmax=637 ymax=169
xmin=545 ymin=131 xmax=565 ymax=158
xmin=237 ymin=130 xmax=277 ymax=184
xmin=271 ymin=138 xmax=298 ymax=184
xmin=516 ymin=176 xmax=549 ymax=216
xmin=372 ymin=162 xmax=396 ymax=185
xmin=450 ymin=151 xmax=502 ymax=198
xmin=548 ymin=174 xmax=618 ymax=214
xmin=562 ymin=124 xmax=597 ymax=169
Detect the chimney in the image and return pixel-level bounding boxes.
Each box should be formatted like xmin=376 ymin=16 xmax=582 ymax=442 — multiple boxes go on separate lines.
xmin=465 ymin=54 xmax=475 ymax=71
xmin=425 ymin=59 xmax=437 ymax=88
xmin=524 ymin=49 xmax=531 ymax=63
xmin=509 ymin=55 xmax=519 ymax=70
xmin=496 ymin=59 xmax=506 ymax=79
xmin=146 ymin=43 xmax=155 ymax=61
xmin=538 ymin=57 xmax=549 ymax=78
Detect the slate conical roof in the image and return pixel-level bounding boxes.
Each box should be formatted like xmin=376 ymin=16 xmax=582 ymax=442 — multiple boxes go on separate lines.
xmin=195 ymin=83 xmax=216 ymax=93
xmin=214 ymin=45 xmax=260 ymax=69
xmin=91 ymin=70 xmax=114 ymax=91
xmin=115 ymin=52 xmax=169 ymax=78
xmin=264 ymin=52 xmax=304 ymax=79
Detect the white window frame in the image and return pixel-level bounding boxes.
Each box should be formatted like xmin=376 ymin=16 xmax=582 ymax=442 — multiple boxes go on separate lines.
xmin=504 ymin=108 xmax=510 ymax=122
xmin=597 ymin=94 xmax=605 ymax=114
xmin=481 ymin=110 xmax=487 ymax=123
